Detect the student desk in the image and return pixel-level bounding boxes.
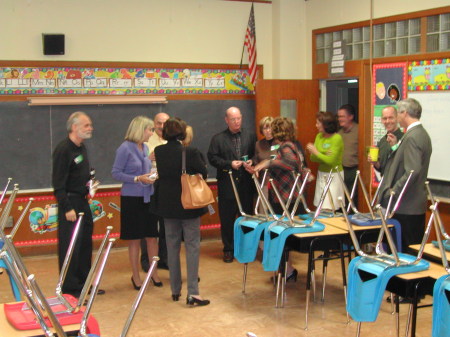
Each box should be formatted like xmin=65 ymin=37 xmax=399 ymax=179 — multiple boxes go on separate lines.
xmin=385 ymin=261 xmax=447 ymax=337
xmin=320 ymin=216 xmax=395 ymax=247
xmin=409 ymin=243 xmax=450 ymax=264
xmin=283 ymin=218 xmax=394 ymax=329
xmin=382 ymin=243 xmax=448 ymax=337
xmin=401 ymin=243 xmax=449 ymax=336
xmin=286 ymin=224 xmax=350 ymax=329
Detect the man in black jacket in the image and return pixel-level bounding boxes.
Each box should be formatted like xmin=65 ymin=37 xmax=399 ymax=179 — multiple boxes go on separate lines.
xmin=52 ymin=112 xmax=104 ymax=297
xmin=207 ymin=107 xmax=256 ymax=263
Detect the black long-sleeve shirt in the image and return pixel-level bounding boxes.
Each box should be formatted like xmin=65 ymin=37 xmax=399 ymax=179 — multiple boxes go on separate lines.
xmin=52 ymin=137 xmax=90 ymax=213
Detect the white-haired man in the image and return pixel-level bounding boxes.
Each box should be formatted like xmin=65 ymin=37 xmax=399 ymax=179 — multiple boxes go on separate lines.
xmin=52 ymin=112 xmax=103 ymax=297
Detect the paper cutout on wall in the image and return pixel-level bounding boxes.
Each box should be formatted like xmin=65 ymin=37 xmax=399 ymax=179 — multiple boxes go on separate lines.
xmin=409 ymin=59 xmax=450 ymax=91
xmin=28 ymin=199 xmax=105 ymax=234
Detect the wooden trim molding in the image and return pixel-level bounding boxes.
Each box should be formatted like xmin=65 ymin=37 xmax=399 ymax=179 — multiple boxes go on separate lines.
xmin=312 ymin=5 xmax=450 ymax=35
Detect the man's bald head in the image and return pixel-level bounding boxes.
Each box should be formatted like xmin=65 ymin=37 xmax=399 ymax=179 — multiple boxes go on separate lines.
xmin=381 ymin=106 xmax=399 ymax=133
xmin=225 ymin=107 xmax=242 ymax=134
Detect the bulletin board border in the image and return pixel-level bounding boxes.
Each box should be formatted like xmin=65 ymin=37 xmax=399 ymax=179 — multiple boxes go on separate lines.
xmin=0 ymin=61 xmax=263 ymax=98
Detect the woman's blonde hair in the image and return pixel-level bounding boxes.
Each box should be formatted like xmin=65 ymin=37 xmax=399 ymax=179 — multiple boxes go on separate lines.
xmin=182 ymin=125 xmax=194 ymax=146
xmin=259 ymin=116 xmax=273 ymax=135
xmin=124 ymin=116 xmax=154 ymax=143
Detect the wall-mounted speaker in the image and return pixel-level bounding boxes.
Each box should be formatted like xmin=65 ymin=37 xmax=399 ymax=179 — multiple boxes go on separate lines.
xmin=42 ymin=34 xmax=65 ymax=55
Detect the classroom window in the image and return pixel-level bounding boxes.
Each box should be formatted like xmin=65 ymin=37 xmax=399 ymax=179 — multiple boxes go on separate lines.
xmin=314 ymin=16 xmax=431 ymax=64
xmin=426 ymin=14 xmax=450 ymax=52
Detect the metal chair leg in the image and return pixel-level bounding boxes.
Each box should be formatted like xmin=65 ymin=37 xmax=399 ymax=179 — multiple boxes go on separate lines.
xmin=395 ymin=297 xmax=400 ymax=337
xmin=242 ymin=263 xmax=248 ymax=294
xmin=321 ymin=251 xmax=330 ymax=302
xmin=405 ymin=303 xmax=413 ymax=337
xmin=304 ymin=289 xmax=310 ymax=330
xmin=282 ymin=260 xmax=288 ymax=306
xmin=339 ymin=242 xmax=350 ymax=324
xmin=311 ymin=269 xmax=316 ymax=302
xmin=275 ymin=272 xmax=282 ymax=308
xmin=344 ymin=285 xmax=350 ymax=324
xmin=390 ymin=292 xmax=395 ymax=314
xmin=356 ymin=322 xmax=361 ymax=337
xmin=321 ymin=270 xmax=327 ymax=302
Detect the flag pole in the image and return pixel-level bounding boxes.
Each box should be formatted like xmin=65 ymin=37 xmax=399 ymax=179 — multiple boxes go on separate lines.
xmin=240 ymin=2 xmax=254 ymax=69
xmin=239 ymin=43 xmax=245 ymax=69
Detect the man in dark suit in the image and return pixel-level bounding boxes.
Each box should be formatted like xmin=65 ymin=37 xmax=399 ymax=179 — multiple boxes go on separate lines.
xmin=378 ymin=98 xmax=432 ymax=252
xmin=207 ymin=107 xmax=256 ymax=263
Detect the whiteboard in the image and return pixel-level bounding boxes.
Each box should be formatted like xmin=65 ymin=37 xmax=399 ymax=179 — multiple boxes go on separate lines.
xmin=408 ymin=91 xmax=450 ymax=181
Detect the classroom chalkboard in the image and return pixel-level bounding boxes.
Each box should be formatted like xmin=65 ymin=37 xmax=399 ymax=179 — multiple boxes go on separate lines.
xmin=0 ymin=100 xmax=255 ymax=190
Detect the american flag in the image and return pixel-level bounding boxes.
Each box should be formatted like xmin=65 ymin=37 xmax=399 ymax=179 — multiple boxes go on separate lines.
xmin=244 ymin=4 xmax=257 ymax=87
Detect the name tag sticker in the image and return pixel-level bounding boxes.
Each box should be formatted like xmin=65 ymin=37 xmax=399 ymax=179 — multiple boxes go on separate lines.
xmin=74 ymin=154 xmax=84 ymax=164
xmin=323 ymin=143 xmax=331 ymax=149
xmin=270 ymin=144 xmax=280 ymax=151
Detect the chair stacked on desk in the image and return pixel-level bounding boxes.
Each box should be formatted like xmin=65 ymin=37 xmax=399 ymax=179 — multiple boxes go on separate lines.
xmin=336 ymin=167 xmax=404 ymax=253
xmin=260 ymin=172 xmax=331 ymax=309
xmin=0 ymin=178 xmax=116 ymax=336
xmin=341 ymin=177 xmax=434 ymax=337
xmin=232 ymin=168 xmax=329 ymax=300
xmin=428 ymin=198 xmax=450 ymax=337
xmin=230 ymin=169 xmax=278 ymax=294
xmin=1 ymin=179 xmax=34 ymax=301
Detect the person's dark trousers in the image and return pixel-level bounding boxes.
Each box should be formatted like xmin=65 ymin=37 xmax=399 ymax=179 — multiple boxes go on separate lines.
xmin=392 ymin=213 xmax=426 ymax=254
xmin=343 ymin=166 xmax=358 ymax=210
xmin=57 ymin=196 xmax=93 ymax=295
xmin=219 ymin=181 xmax=254 ymax=254
xmin=218 ymin=196 xmax=239 ymax=253
xmin=141 ymin=213 xmax=168 ymax=271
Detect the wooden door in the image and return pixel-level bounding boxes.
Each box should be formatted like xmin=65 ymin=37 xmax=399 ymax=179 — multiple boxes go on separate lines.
xmin=255 ymin=79 xmax=320 ymax=205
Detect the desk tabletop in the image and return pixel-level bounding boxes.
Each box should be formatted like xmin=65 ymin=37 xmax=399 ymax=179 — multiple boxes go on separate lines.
xmin=409 ymin=243 xmax=450 ymax=261
xmin=292 ymin=223 xmax=348 ymax=238
xmin=395 ymin=260 xmax=448 ymax=280
xmin=319 ymin=216 xmax=389 ymax=231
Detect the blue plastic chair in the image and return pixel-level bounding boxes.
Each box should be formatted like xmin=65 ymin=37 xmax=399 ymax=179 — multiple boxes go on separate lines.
xmin=0 ymin=252 xmax=22 ymax=301
xmin=342 ymin=196 xmax=434 ymax=337
xmin=432 ymin=274 xmax=450 ymax=337
xmin=428 ymin=200 xmax=450 ymax=337
xmin=347 ymin=253 xmax=429 ymax=322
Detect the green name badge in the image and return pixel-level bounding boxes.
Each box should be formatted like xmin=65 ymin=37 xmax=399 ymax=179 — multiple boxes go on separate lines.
xmin=74 ymin=154 xmax=84 ymax=164
xmin=270 ymin=144 xmax=280 ymax=151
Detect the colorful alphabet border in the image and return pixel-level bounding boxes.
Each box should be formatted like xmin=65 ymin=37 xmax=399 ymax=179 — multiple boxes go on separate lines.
xmin=0 ymin=66 xmax=255 ymax=95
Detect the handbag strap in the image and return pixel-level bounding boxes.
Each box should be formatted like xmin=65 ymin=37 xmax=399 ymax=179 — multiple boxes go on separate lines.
xmin=182 ymin=147 xmax=186 ymax=174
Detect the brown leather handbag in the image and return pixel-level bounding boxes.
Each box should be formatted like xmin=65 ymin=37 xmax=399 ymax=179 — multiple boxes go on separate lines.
xmin=181 ymin=147 xmax=214 ymax=209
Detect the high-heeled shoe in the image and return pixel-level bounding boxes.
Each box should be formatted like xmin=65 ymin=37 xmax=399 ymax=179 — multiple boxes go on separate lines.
xmin=172 ymin=294 xmax=181 ymax=301
xmin=286 ymin=268 xmax=298 ymax=282
xmin=151 ymin=277 xmax=163 ymax=287
xmin=131 ymin=276 xmax=141 ymax=290
xmin=186 ymin=295 xmax=210 ymax=306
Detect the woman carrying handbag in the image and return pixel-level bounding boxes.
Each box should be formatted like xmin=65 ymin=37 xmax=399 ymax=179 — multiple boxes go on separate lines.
xmin=150 ymin=118 xmax=210 ymax=306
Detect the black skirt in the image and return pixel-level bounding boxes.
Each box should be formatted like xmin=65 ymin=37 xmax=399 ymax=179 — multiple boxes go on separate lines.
xmin=120 ymin=196 xmax=158 ymax=240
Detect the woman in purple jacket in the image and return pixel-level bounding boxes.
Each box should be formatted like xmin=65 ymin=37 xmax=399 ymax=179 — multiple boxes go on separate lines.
xmin=112 ymin=116 xmax=162 ymax=290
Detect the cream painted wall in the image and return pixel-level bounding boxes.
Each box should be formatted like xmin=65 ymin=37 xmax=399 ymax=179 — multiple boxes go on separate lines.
xmin=0 ymin=0 xmax=273 ymax=76
xmin=303 ymin=0 xmax=450 ymax=78
xmin=272 ymin=0 xmax=307 ymax=79
xmin=0 ymin=0 xmax=448 ymax=80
